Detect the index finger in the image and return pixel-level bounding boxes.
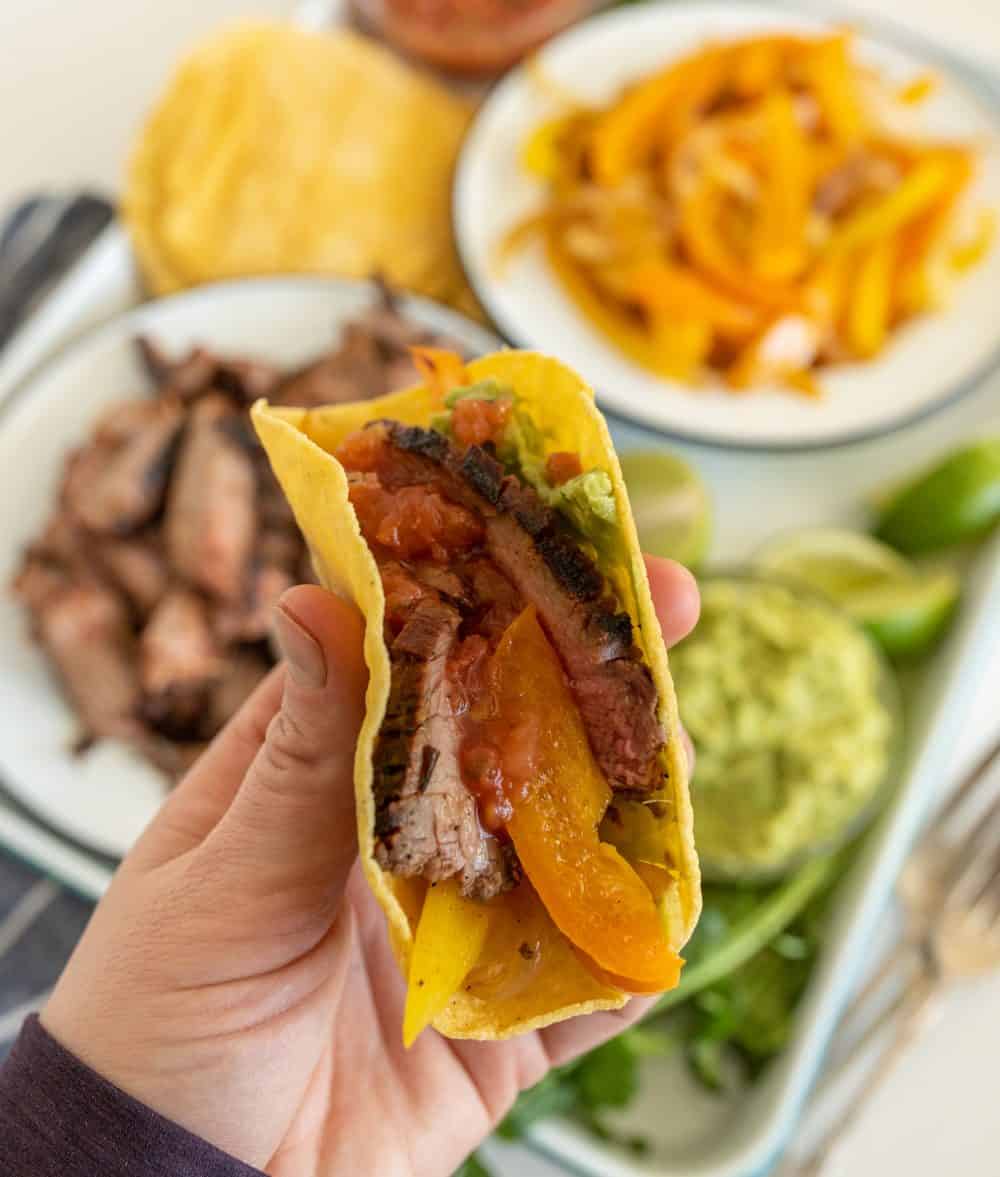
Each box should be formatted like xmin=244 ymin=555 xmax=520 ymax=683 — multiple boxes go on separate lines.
xmin=645 ymin=555 xmax=700 ymax=647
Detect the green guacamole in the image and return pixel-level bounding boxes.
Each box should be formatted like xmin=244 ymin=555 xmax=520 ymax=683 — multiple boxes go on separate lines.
xmin=671 ymin=577 xmax=896 ymax=877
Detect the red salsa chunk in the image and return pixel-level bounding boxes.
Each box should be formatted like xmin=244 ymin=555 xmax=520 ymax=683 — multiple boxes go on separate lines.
xmin=451 ymin=396 xmax=513 ymax=448
xmin=545 ymin=451 xmax=583 ymax=486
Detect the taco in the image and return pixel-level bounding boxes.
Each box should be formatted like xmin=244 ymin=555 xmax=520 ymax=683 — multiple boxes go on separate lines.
xmin=252 ymin=350 xmax=700 ymax=1042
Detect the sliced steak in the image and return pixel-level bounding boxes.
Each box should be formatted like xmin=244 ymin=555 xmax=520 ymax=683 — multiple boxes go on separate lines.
xmin=373 ymin=597 xmax=512 ymax=900
xmin=73 ymin=400 xmax=183 ymax=535
xmin=367 ymin=422 xmax=665 ymax=792
xmin=214 ymin=563 xmax=295 ymax=644
xmin=165 ymin=395 xmax=257 ymax=601
xmin=37 ymin=585 xmax=142 ymax=742
xmin=140 ymin=589 xmax=224 ymax=737
xmin=95 ymin=536 xmax=169 ymax=616
xmin=208 ymin=652 xmax=271 ymax=733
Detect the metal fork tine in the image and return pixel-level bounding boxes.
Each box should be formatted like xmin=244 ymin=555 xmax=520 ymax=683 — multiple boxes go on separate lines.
xmin=967 ymin=843 xmax=1000 ymax=924
xmin=940 ymin=789 xmax=1000 ymax=903
xmin=935 ymin=735 xmax=1000 ymax=829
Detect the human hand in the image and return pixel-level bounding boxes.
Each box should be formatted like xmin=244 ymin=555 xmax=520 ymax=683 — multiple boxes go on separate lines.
xmin=42 ymin=556 xmax=699 ymax=1176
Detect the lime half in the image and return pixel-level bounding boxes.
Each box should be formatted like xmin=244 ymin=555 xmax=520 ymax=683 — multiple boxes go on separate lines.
xmin=754 ymin=528 xmax=960 ymax=658
xmin=874 ymin=439 xmax=1000 ymax=555
xmin=620 ymin=451 xmax=712 ymax=568
xmin=849 ymin=570 xmax=960 ymax=659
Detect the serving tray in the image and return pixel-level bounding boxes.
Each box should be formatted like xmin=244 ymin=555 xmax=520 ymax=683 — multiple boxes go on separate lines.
xmin=2 ymin=225 xmax=999 ymax=1177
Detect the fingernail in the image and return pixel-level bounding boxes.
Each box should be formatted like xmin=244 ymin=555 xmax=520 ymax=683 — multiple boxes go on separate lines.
xmin=273 ymin=603 xmax=327 ymax=689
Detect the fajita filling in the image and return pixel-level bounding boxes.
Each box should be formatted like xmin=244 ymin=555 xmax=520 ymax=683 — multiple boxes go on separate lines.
xmin=336 ymin=380 xmax=667 ymax=905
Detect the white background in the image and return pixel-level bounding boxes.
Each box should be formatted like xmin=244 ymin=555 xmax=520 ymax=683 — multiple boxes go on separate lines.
xmin=0 ymin=2 xmax=998 ymax=1175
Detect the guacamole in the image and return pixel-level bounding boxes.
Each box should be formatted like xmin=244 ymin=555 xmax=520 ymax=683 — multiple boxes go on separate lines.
xmin=671 ymin=577 xmax=896 ymax=877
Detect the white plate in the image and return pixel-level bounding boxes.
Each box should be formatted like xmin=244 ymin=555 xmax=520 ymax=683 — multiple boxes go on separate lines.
xmin=455 ymin=0 xmax=1000 ymax=450
xmin=0 ymin=275 xmax=500 ymax=859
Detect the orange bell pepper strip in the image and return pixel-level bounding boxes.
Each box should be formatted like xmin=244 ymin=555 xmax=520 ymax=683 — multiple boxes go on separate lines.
xmin=546 ymin=231 xmax=707 ymax=382
xmin=845 ymin=238 xmax=897 ymax=358
xmin=491 ymin=607 xmax=682 ymax=993
xmin=410 ymin=347 xmax=467 ymax=399
xmin=728 ymin=34 xmax=802 ymax=98
xmin=622 ymin=258 xmax=759 ymax=339
xmin=677 ymin=181 xmax=796 ymax=309
xmin=589 ymin=46 xmax=726 ymax=187
xmin=403 ymin=877 xmax=492 ymax=1047
xmin=748 ymin=90 xmax=810 ymax=283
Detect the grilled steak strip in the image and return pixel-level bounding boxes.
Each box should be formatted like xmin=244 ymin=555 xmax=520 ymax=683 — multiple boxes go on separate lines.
xmin=164 ymin=395 xmax=257 ymax=602
xmin=373 ymin=596 xmax=512 ymax=900
xmin=140 ymin=589 xmax=224 ymax=737
xmin=369 ymin=422 xmax=665 ymax=793
xmin=72 ymin=400 xmax=183 ymax=536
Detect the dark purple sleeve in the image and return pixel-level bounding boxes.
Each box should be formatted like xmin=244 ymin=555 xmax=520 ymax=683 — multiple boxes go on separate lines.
xmin=0 ymin=1015 xmax=265 ymax=1177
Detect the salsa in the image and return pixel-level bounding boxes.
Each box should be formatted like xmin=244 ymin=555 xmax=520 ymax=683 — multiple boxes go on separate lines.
xmin=671 ymin=577 xmax=897 ymax=877
xmin=351 ymin=0 xmax=597 ymax=77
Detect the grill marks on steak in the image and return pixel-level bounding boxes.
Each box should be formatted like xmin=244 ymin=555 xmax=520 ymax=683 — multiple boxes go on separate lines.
xmin=373 ymin=598 xmax=512 ymax=901
xmin=369 ymin=421 xmax=665 ymax=793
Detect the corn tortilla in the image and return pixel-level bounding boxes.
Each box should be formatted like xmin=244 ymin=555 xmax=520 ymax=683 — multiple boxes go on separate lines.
xmin=252 ymin=352 xmax=700 ymax=1038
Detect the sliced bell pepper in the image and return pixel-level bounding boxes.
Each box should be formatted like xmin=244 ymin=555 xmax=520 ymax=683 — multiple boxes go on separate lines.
xmin=678 ymin=181 xmax=796 ymax=309
xmin=800 ymin=34 xmax=864 ymax=146
xmin=828 ymin=152 xmax=967 ymax=257
xmin=546 ymin=230 xmax=707 ymax=381
xmin=491 ymin=606 xmax=682 ymax=993
xmin=403 ymin=877 xmax=492 ymax=1047
xmin=622 ymin=259 xmax=759 ymax=339
xmin=748 ymin=90 xmax=810 ymax=283
xmin=845 ymin=238 xmax=896 ymax=358
xmin=589 ymin=47 xmax=726 ymax=187
xmin=410 ymin=347 xmax=467 ymax=399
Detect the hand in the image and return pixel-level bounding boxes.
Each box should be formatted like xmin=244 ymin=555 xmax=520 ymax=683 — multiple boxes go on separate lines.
xmin=43 ymin=556 xmax=699 ymax=1176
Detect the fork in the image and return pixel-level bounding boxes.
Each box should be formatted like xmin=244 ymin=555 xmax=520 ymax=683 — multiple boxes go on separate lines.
xmin=780 ymin=736 xmax=1000 ymax=1176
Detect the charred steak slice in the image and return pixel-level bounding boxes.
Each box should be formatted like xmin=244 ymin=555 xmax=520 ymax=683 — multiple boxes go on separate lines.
xmin=72 ymin=400 xmax=183 ymax=536
xmin=370 ymin=422 xmax=665 ymax=793
xmin=164 ymin=395 xmax=257 ymax=602
xmin=140 ymin=589 xmax=224 ymax=737
xmin=373 ymin=597 xmax=512 ymax=900
xmin=37 ymin=584 xmax=143 ymax=743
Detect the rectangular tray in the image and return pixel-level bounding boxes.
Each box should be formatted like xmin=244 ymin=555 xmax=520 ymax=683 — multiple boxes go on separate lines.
xmin=2 ymin=225 xmax=999 ymax=1177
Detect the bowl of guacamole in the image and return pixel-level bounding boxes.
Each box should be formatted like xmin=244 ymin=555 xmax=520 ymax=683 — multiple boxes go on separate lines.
xmin=671 ymin=573 xmax=902 ymax=880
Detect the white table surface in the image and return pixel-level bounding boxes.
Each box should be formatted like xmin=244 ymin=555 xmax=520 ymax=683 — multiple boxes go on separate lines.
xmin=1 ymin=2 xmax=998 ymax=1175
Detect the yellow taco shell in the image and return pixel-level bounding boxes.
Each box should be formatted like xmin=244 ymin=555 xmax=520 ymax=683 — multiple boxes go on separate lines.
xmin=252 ymin=351 xmax=700 ymax=1039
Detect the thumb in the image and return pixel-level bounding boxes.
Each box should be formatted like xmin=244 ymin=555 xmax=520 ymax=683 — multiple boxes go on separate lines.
xmin=204 ymin=585 xmax=368 ymax=903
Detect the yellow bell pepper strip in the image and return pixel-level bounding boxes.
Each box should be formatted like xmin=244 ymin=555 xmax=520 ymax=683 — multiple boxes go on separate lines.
xmin=403 ymin=877 xmax=492 ymax=1047
xmin=828 ymin=152 xmax=966 ymax=257
xmin=898 ymin=73 xmax=938 ymax=105
xmin=623 ymin=259 xmax=759 ymax=339
xmin=589 ymin=47 xmax=726 ymax=187
xmin=845 ymin=237 xmax=897 ymax=357
xmin=491 ymin=606 xmax=682 ymax=993
xmin=800 ymin=33 xmax=864 ymax=146
xmin=749 ymin=90 xmax=810 ymax=283
xmin=893 ymin=155 xmax=974 ymax=314
xmin=410 ymin=347 xmax=467 ymax=399
xmin=951 ymin=208 xmax=996 ymax=272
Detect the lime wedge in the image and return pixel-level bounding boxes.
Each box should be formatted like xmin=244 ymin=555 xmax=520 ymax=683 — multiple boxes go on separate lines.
xmin=755 ymin=528 xmax=912 ymax=597
xmin=754 ymin=528 xmax=960 ymax=658
xmin=849 ymin=570 xmax=960 ymax=659
xmin=619 ymin=451 xmax=712 ymax=568
xmin=874 ymin=439 xmax=1000 ymax=555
